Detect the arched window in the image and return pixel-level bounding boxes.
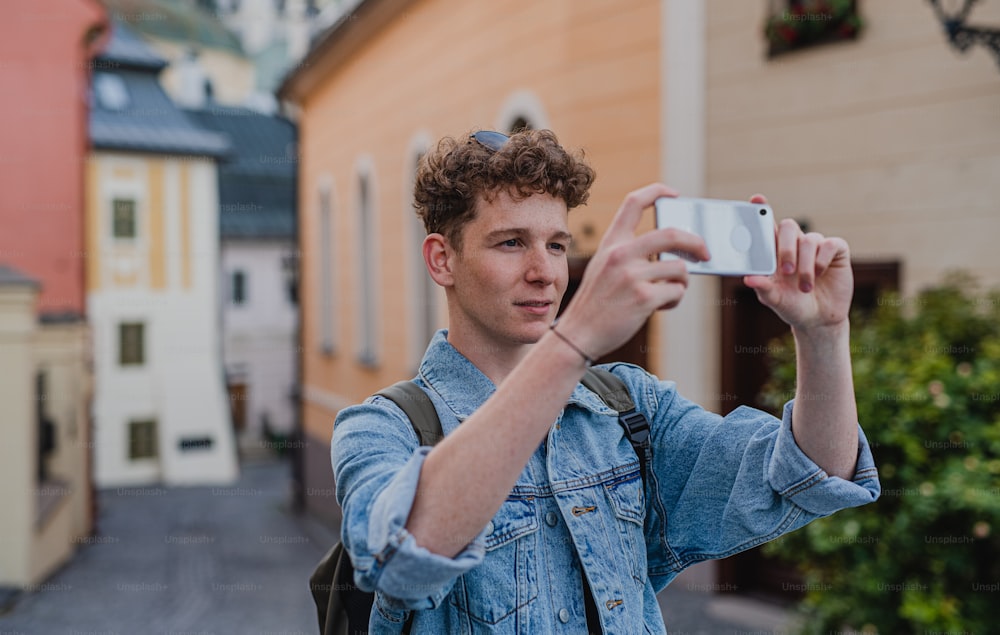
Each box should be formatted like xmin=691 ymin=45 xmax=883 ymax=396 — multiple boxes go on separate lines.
xmin=495 ymin=90 xmax=551 ymax=133
xmin=509 ymin=116 xmax=533 ymax=134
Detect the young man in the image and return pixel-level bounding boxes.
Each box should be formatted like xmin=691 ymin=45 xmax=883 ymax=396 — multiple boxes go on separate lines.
xmin=332 ymin=129 xmax=879 ymax=633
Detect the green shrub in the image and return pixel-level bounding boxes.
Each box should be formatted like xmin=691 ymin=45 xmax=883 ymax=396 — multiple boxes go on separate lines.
xmin=760 ymin=272 xmax=1000 ymax=634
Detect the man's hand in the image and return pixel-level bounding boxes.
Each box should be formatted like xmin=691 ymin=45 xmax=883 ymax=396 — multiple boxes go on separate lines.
xmin=743 ymin=195 xmax=853 ymax=334
xmin=556 ymin=184 xmax=710 ymax=360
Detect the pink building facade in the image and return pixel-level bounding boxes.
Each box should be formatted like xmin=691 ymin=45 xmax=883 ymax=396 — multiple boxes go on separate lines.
xmin=0 ymin=0 xmax=108 ymax=318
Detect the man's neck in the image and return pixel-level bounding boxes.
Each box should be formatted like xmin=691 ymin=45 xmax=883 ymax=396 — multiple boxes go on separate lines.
xmin=445 ymin=327 xmax=533 ymax=387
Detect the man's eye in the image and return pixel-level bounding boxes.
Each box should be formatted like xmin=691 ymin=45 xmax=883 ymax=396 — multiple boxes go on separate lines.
xmin=550 ymin=243 xmax=567 ymax=252
xmin=500 ymin=239 xmax=519 ymax=247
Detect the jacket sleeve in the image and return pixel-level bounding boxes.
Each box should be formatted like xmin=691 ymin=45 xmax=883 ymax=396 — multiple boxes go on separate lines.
xmin=606 ymin=364 xmax=880 ymax=591
xmin=331 ymin=396 xmax=487 ymax=610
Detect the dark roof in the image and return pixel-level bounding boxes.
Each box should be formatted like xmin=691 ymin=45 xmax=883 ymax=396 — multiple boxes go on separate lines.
xmin=95 ymin=14 xmax=167 ymax=71
xmin=186 ymin=106 xmax=296 ymax=177
xmin=185 ymin=106 xmax=297 ymax=240
xmin=0 ymin=264 xmax=40 ymax=288
xmin=89 ymin=23 xmax=230 ymax=158
xmin=99 ymin=0 xmax=244 ymax=55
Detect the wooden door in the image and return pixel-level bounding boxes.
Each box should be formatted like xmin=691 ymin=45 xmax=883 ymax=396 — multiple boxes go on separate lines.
xmin=228 ymin=383 xmax=248 ymax=432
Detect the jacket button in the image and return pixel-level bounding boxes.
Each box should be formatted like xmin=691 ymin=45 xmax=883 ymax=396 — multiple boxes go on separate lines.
xmin=485 ymin=521 xmax=494 ymax=535
xmin=545 ymin=512 xmax=559 ymax=526
xmin=558 ymin=608 xmax=570 ymax=623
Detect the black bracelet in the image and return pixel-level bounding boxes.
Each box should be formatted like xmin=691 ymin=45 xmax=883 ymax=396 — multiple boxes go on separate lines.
xmin=549 ymin=322 xmax=594 ymax=367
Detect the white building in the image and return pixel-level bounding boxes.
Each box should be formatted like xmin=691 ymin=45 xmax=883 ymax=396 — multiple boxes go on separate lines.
xmin=221 ymin=242 xmax=298 ymax=443
xmin=87 ymin=24 xmax=238 ymax=486
xmin=186 ymin=105 xmax=299 ymax=452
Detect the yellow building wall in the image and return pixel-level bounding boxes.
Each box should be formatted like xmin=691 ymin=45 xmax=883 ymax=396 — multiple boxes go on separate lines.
xmin=297 ymin=0 xmax=662 ymax=445
xmin=86 ymin=155 xmax=194 ymax=294
xmin=29 ymin=321 xmax=94 ymax=585
xmin=0 ymin=287 xmax=93 ymax=588
xmin=0 ymin=287 xmax=37 ymax=586
xmin=705 ymin=0 xmax=1000 ymax=294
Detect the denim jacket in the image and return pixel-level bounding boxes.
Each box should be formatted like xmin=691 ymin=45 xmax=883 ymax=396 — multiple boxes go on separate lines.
xmin=332 ymin=330 xmax=880 ymax=634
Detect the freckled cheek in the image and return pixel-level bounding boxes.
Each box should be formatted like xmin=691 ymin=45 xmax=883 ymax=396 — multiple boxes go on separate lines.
xmin=554 ymin=283 xmax=568 ymax=305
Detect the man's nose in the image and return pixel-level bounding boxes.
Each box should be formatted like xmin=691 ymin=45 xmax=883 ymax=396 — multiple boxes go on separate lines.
xmin=525 ymin=245 xmax=556 ymax=284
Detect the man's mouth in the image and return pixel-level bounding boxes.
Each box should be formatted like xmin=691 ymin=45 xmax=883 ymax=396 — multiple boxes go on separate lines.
xmin=514 ymin=300 xmax=553 ymax=315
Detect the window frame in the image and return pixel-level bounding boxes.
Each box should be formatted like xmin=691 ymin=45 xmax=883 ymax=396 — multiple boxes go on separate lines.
xmin=118 ymin=321 xmax=145 ymax=366
xmin=128 ymin=419 xmax=158 ymax=461
xmin=231 ymin=269 xmax=247 ymax=306
xmin=112 ymin=197 xmax=137 ymax=240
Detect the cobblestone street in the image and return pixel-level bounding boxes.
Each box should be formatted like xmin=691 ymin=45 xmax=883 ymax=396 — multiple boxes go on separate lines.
xmin=0 ymin=457 xmax=793 ymax=635
xmin=0 ymin=458 xmax=326 ymax=635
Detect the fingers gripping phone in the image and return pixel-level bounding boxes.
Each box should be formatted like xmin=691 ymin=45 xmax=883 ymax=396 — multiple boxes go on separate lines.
xmin=654 ymin=197 xmax=777 ymax=276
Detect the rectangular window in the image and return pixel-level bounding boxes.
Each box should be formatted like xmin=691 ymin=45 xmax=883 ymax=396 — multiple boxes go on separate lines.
xmin=232 ymin=270 xmax=246 ymax=305
xmin=36 ymin=371 xmax=56 ymax=483
xmin=112 ymin=198 xmax=136 ymax=238
xmin=281 ymin=253 xmax=298 ymax=306
xmin=119 ymin=322 xmax=145 ymax=366
xmin=128 ymin=419 xmax=157 ymax=460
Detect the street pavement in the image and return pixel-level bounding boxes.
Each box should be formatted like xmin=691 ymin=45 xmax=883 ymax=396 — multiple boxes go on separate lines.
xmin=0 ymin=457 xmax=795 ymax=634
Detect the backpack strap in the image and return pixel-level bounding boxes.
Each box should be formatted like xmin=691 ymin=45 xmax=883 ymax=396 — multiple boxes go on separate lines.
xmin=376 ymin=380 xmax=444 ymax=447
xmin=581 ymin=367 xmax=651 ymax=493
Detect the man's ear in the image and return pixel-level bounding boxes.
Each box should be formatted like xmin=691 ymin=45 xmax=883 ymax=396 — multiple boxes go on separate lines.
xmin=423 ymin=233 xmax=454 ymax=287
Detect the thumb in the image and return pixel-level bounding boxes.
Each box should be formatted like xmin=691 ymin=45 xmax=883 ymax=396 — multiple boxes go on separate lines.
xmin=743 ymin=275 xmax=780 ymax=306
xmin=743 ymin=274 xmax=771 ymax=290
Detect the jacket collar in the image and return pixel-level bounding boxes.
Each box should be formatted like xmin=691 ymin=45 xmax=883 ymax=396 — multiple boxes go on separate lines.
xmin=418 ymin=330 xmax=617 ymax=421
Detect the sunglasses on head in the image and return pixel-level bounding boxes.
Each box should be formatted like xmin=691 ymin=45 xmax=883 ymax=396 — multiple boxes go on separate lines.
xmin=469 ymin=130 xmax=510 ymax=152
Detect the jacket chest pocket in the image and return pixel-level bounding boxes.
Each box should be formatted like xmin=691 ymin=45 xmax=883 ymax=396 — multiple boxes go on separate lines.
xmin=450 ymin=496 xmax=539 ymax=628
xmin=605 ymin=473 xmax=648 ymax=585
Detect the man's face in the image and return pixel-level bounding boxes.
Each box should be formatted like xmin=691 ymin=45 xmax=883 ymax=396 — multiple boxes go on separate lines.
xmin=446 ymin=190 xmax=572 ymax=349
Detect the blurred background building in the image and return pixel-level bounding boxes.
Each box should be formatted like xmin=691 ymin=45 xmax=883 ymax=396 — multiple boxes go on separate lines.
xmin=102 ymin=0 xmax=345 ymax=112
xmin=279 ymin=0 xmax=1000 ymax=598
xmin=86 ymin=22 xmax=239 ymax=487
xmin=90 ymin=1 xmax=304 ymax=471
xmin=187 ymin=104 xmax=299 ymax=455
xmin=0 ymin=0 xmax=108 ymax=590
xmin=2 ymin=0 xmax=302 ymax=602
xmin=100 ymin=0 xmax=257 ymax=108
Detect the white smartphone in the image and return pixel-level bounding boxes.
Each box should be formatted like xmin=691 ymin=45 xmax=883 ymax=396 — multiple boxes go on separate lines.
xmin=654 ymin=196 xmax=777 ymax=276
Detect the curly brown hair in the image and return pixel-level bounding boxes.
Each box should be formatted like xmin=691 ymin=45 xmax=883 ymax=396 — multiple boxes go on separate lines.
xmin=413 ymin=129 xmax=596 ymax=252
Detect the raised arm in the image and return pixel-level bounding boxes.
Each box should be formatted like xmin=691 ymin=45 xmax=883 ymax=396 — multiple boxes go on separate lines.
xmin=744 ymin=196 xmax=858 ymax=480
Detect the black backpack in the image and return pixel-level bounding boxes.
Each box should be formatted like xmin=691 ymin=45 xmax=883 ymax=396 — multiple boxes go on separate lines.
xmin=309 ymin=367 xmax=651 ymax=635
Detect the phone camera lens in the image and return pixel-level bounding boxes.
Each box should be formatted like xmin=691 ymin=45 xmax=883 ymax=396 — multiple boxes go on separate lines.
xmin=759 ymin=208 xmax=767 ymax=216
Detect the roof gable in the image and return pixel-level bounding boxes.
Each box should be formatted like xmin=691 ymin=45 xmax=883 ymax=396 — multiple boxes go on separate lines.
xmin=89 ymin=23 xmax=230 ymax=157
